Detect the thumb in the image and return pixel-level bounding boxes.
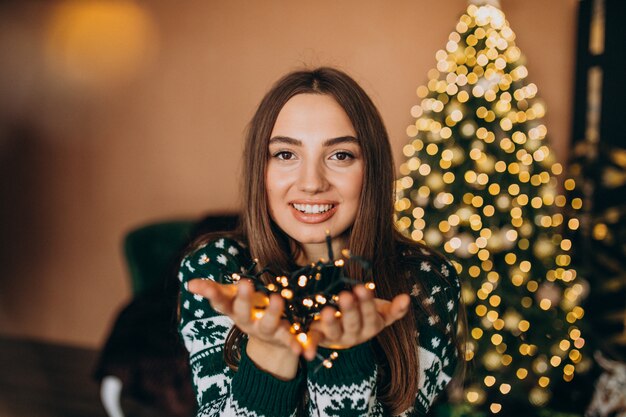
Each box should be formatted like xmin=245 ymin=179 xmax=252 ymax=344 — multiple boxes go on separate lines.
xmin=379 ymin=294 xmax=411 ymax=326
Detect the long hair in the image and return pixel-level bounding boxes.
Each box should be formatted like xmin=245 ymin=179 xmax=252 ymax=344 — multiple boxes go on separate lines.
xmin=214 ymin=67 xmax=464 ymax=414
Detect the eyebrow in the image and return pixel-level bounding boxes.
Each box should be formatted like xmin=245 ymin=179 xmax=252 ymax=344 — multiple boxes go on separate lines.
xmin=268 ymin=136 xmax=359 ymax=147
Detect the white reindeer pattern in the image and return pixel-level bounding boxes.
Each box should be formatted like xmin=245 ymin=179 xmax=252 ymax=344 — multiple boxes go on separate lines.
xmin=192 ymin=363 xmax=230 ymax=402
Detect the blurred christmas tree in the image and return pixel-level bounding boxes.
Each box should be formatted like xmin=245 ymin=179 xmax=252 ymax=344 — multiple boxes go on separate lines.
xmin=394 ymin=2 xmax=590 ymax=415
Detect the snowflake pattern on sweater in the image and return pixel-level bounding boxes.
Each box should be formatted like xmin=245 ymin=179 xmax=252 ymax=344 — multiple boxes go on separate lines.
xmin=178 ymin=238 xmax=460 ymax=417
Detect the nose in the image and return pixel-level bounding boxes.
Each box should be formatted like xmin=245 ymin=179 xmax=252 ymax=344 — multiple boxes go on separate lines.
xmin=296 ymin=161 xmax=328 ymax=194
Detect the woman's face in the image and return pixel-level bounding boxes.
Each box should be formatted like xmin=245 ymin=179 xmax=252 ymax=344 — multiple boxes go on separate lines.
xmin=266 ymin=93 xmax=364 ymax=247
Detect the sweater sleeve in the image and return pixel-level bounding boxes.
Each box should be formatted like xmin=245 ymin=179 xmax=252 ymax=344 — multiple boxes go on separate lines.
xmin=409 ymin=255 xmax=461 ymax=416
xmin=178 ymin=237 xmax=304 ymax=417
xmin=304 ymin=248 xmax=461 ymax=417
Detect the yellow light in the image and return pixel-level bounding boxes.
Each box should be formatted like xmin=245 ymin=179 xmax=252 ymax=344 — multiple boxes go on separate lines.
xmin=490 ymin=403 xmax=502 ymax=414
xmin=505 ymin=253 xmax=517 ymax=264
xmin=471 ymin=196 xmax=484 ymax=207
xmin=538 ymin=376 xmax=550 ymax=388
xmin=466 ymin=390 xmax=480 ymax=403
xmin=539 ymin=299 xmax=552 ymax=310
xmin=564 ymin=179 xmax=576 ymax=190
xmin=491 ymin=334 xmax=503 ymax=345
xmin=517 ymin=368 xmax=528 ymax=379
xmin=500 ymin=383 xmax=511 ymax=394
xmin=519 ymin=260 xmax=531 ymax=272
xmin=484 ymin=375 xmax=496 ymax=387
xmin=402 ymin=144 xmax=415 ymax=157
xmin=365 ymin=282 xmax=376 ymax=290
xmin=519 ymin=344 xmax=530 ymax=355
xmin=518 ymin=320 xmax=530 ymax=332
xmin=476 ymin=305 xmax=488 ymax=316
xmin=472 ymin=328 xmax=484 ymax=339
xmin=489 ymin=295 xmax=501 ymax=307
xmin=487 ymin=310 xmax=499 ymax=322
xmin=315 ymin=294 xmax=327 ymax=304
xmin=303 ymin=298 xmax=314 ymax=307
xmin=483 ymin=205 xmax=495 ymax=216
xmin=298 ymin=275 xmax=308 ymax=287
xmin=281 ymin=289 xmax=293 ymax=299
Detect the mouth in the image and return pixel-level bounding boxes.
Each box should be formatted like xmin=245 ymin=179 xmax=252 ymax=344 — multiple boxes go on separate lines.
xmin=291 ymin=203 xmax=335 ymax=214
xmin=289 ymin=202 xmax=338 ymax=224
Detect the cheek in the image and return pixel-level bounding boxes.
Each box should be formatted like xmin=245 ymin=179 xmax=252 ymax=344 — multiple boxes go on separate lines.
xmin=341 ymin=169 xmax=364 ymax=200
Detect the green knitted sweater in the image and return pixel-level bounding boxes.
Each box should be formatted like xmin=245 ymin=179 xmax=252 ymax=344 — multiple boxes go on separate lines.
xmin=178 ymin=237 xmax=460 ymax=417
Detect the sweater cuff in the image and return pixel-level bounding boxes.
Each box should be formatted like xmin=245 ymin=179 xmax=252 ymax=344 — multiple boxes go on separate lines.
xmin=308 ymin=342 xmax=376 ymax=384
xmin=232 ymin=342 xmax=304 ymax=416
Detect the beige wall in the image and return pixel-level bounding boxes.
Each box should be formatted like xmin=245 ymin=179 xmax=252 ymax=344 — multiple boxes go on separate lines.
xmin=0 ymin=0 xmax=579 ymax=348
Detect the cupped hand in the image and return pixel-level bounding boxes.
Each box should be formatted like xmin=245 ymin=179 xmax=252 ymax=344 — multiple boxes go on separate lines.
xmin=303 ymin=285 xmax=411 ymax=361
xmin=187 ymin=278 xmax=302 ymax=356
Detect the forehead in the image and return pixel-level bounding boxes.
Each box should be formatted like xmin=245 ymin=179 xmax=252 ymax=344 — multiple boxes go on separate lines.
xmin=270 ymin=93 xmax=356 ymax=140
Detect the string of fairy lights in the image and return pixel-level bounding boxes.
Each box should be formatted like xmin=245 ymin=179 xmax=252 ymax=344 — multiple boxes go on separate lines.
xmin=215 ymin=232 xmax=375 ymax=372
xmin=394 ymin=3 xmax=588 ymax=414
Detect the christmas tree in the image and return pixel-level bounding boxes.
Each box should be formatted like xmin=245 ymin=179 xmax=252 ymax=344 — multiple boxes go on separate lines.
xmin=394 ymin=2 xmax=589 ymax=415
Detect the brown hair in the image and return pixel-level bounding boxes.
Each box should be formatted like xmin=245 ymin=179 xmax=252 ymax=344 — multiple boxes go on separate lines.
xmin=217 ymin=67 xmax=463 ymax=414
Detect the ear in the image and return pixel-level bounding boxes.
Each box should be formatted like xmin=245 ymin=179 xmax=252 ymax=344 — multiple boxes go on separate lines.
xmin=595 ymin=350 xmax=618 ymax=372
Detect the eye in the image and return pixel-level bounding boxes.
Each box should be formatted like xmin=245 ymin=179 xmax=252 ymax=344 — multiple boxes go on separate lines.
xmin=273 ymin=151 xmax=296 ymax=160
xmin=330 ymin=151 xmax=355 ymax=161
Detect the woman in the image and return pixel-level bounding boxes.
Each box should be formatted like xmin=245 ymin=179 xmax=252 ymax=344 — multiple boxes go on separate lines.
xmin=178 ymin=67 xmax=463 ymax=416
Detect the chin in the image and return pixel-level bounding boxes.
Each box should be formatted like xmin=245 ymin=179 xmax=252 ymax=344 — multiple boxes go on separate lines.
xmin=288 ymin=231 xmax=329 ymax=245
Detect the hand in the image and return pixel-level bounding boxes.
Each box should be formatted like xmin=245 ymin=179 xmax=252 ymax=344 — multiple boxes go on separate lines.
xmin=187 ymin=279 xmax=302 ymax=356
xmin=303 ymin=285 xmax=411 ymax=361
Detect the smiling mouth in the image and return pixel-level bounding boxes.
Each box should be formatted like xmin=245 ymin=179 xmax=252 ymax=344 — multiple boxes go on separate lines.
xmin=291 ymin=203 xmax=335 ymax=214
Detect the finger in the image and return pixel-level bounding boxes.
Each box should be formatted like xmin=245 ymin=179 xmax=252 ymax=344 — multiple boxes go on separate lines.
xmin=275 ymin=324 xmax=302 ymax=356
xmin=188 ymin=279 xmax=235 ymax=315
xmin=303 ymin=329 xmax=323 ymax=361
xmin=354 ymin=285 xmax=383 ymax=336
xmin=338 ymin=291 xmax=361 ymax=337
xmin=232 ymin=280 xmax=254 ymax=326
xmin=377 ymin=294 xmax=411 ymax=326
xmin=257 ymin=294 xmax=283 ymax=335
xmin=320 ymin=306 xmax=342 ymax=341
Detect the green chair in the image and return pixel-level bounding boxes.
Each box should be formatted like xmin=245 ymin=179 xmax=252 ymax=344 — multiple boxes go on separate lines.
xmin=95 ymin=215 xmax=238 ymax=417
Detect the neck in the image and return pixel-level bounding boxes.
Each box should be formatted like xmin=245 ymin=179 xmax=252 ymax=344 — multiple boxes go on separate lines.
xmin=295 ymin=235 xmax=349 ymax=265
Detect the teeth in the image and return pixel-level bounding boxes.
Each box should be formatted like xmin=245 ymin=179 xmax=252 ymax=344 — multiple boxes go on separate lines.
xmin=292 ymin=203 xmax=333 ymax=214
